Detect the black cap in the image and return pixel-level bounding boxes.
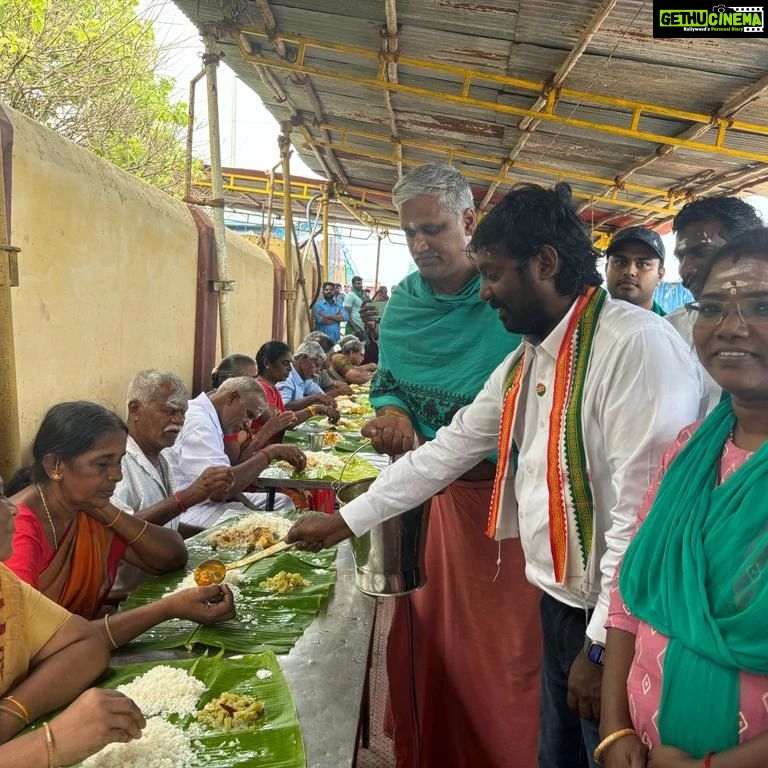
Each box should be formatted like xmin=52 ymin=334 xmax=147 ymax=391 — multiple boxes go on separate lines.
xmin=606 ymin=226 xmax=665 ymax=263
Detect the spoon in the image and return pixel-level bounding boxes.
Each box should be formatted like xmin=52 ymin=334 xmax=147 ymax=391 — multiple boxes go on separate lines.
xmin=193 ymin=540 xmax=299 ymax=586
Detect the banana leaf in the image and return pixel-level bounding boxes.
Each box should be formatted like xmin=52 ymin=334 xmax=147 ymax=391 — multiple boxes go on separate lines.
xmin=117 ymin=517 xmax=336 ymax=654
xmin=76 ymin=652 xmax=305 ymax=768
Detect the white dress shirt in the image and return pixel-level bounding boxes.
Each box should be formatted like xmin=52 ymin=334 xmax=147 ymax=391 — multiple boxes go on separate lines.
xmin=339 ymin=296 xmax=708 ymax=643
xmin=666 ymin=305 xmax=722 ymax=413
xmin=165 ymin=392 xmax=292 ymax=528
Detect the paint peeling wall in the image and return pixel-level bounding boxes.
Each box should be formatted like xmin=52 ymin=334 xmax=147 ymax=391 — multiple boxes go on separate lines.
xmin=4 ymin=104 xmax=276 ymax=456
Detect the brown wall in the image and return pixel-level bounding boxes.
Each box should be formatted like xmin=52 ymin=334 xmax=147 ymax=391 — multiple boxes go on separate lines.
xmin=2 ymin=104 xmax=277 ymax=461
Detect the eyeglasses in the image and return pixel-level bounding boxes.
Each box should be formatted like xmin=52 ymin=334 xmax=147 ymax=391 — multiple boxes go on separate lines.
xmin=686 ymin=299 xmax=768 ymax=326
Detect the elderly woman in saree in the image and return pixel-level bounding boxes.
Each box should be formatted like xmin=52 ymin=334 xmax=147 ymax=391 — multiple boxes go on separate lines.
xmin=0 ymin=476 xmax=146 ymax=765
xmin=5 ymin=401 xmax=235 ymax=644
xmin=329 ymin=339 xmax=377 ymax=384
xmin=600 ymin=227 xmax=768 ymax=768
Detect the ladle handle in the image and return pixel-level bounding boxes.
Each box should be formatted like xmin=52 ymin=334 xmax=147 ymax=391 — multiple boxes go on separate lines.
xmin=226 ymin=540 xmax=298 ymax=570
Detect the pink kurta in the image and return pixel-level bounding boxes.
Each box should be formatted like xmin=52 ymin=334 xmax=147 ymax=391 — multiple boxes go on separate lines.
xmin=608 ymin=424 xmax=768 ymax=749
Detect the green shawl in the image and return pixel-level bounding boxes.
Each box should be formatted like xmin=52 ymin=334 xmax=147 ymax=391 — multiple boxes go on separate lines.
xmin=620 ymin=400 xmax=768 ymax=757
xmin=371 ymin=271 xmax=521 ymax=438
xmin=651 ymin=300 xmax=667 ymax=317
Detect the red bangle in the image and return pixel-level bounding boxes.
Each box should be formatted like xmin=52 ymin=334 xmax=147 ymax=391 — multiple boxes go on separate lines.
xmin=704 ymin=753 xmax=715 ymax=768
xmin=223 ymin=433 xmax=239 ymax=443
xmin=174 ymin=491 xmax=186 ymax=512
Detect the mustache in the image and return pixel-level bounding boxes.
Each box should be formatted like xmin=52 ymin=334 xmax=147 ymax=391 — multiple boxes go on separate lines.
xmin=488 ymin=298 xmax=504 ymax=311
xmin=163 ymin=426 xmax=182 ymax=433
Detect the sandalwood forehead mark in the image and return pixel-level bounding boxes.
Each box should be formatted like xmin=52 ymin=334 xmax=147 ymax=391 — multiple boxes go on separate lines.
xmin=709 ymin=259 xmax=768 ymax=293
xmin=675 ymin=231 xmax=726 ymax=256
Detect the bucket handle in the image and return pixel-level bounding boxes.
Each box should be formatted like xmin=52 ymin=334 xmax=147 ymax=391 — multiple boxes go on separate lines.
xmin=331 ymin=439 xmax=372 ymax=492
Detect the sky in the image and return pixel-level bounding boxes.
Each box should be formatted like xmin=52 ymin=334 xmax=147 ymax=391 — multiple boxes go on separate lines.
xmin=138 ymin=0 xmax=768 ymax=288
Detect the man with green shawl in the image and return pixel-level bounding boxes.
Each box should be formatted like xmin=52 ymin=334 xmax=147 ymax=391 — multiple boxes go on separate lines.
xmin=358 ymin=164 xmax=543 ymax=768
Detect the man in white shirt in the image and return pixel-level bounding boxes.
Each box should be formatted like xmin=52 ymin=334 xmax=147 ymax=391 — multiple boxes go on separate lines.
xmin=166 ymin=377 xmax=305 ymax=529
xmin=111 ymin=369 xmax=236 ymax=595
xmin=666 ymin=195 xmax=763 ymax=412
xmin=288 ymin=183 xmax=707 ymax=768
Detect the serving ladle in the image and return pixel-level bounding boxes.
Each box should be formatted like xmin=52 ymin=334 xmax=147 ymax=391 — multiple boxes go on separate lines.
xmin=193 ymin=540 xmax=298 ymax=586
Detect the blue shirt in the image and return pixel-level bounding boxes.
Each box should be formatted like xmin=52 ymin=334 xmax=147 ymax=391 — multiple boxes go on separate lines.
xmin=312 ymin=298 xmax=345 ymax=342
xmin=277 ymin=365 xmax=325 ymax=403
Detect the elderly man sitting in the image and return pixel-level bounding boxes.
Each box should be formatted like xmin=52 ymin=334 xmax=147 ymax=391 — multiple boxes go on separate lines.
xmin=110 ymin=370 xmax=238 ymax=594
xmin=166 ymin=376 xmax=306 ymax=529
xmin=304 ymin=331 xmax=353 ymax=397
xmin=277 ymin=341 xmax=340 ymax=421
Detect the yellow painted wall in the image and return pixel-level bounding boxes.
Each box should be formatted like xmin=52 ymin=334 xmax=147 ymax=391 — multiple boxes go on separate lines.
xmin=221 ymin=227 xmax=277 ymax=358
xmin=4 ymin=104 xmax=276 ymax=457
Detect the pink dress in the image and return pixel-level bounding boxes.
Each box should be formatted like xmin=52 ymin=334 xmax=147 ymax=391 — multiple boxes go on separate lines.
xmin=607 ymin=424 xmax=768 ymax=749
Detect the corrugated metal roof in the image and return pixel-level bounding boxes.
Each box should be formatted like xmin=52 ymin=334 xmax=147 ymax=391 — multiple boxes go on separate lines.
xmin=175 ymin=0 xmax=768 ymax=236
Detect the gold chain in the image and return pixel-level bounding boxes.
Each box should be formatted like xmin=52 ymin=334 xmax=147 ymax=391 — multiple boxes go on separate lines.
xmin=35 ymin=483 xmax=58 ymax=550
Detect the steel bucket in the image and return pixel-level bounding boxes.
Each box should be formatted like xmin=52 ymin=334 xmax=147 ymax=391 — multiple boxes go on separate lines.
xmin=337 ymin=478 xmax=429 ymax=597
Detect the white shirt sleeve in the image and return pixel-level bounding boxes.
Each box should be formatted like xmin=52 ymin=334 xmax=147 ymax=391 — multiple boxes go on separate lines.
xmin=340 ymin=357 xmax=510 ymax=536
xmin=171 ymin=422 xmax=230 ymax=489
xmin=585 ymin=325 xmax=706 ymax=643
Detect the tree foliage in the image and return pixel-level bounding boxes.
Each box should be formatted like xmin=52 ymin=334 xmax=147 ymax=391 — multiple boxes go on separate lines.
xmin=0 ymin=0 xmax=190 ymax=195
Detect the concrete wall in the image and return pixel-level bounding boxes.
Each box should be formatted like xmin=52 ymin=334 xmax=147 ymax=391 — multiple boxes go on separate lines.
xmin=3 ymin=104 xmax=277 ymax=460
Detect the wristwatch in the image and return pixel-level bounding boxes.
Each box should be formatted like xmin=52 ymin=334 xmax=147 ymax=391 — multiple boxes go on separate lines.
xmin=586 ymin=641 xmax=606 ymax=667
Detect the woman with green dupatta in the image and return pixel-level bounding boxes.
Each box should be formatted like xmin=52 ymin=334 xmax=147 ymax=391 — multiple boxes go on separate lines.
xmin=600 ymin=228 xmax=768 ymax=768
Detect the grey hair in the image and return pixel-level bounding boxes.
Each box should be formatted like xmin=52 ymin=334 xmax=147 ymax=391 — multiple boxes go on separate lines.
xmin=216 ymin=376 xmax=265 ymax=398
xmin=341 ymin=339 xmax=365 ymax=355
xmin=392 ymin=164 xmax=474 ymax=216
xmin=126 ymin=369 xmax=188 ymax=413
xmin=304 ymin=331 xmax=334 ymax=353
xmin=294 ymin=340 xmax=326 ymax=362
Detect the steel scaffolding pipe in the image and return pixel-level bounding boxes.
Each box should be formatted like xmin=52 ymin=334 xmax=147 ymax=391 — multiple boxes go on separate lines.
xmin=203 ymin=34 xmax=233 ymax=357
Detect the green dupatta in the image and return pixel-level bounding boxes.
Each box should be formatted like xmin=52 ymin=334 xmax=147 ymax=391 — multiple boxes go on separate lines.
xmin=371 ymin=271 xmax=520 ymax=437
xmin=620 ymin=400 xmax=768 ymax=757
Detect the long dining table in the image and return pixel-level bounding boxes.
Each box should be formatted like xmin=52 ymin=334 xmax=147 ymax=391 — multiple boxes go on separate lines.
xmin=113 ymin=542 xmax=376 ymax=767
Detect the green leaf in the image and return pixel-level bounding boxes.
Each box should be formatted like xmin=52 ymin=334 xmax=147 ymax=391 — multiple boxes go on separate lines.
xmin=75 ymin=653 xmax=305 ymax=768
xmin=117 ymin=516 xmax=337 ymax=654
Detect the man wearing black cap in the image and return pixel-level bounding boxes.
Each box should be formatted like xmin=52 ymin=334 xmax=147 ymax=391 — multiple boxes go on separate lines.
xmin=605 ymin=226 xmax=666 ymax=314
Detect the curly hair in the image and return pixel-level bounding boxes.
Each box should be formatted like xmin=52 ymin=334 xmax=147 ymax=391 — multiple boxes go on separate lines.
xmin=673 ymin=196 xmax=763 ymax=238
xmin=469 ymin=183 xmax=602 ymax=296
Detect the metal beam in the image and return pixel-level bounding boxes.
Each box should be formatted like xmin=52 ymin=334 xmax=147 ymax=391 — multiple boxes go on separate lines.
xmin=310 ymin=122 xmax=679 ymax=199
xmin=232 ymin=28 xmax=768 ymax=165
xmin=579 ymin=70 xmax=768 ymax=218
xmin=306 ymin=136 xmax=680 ymax=216
xmin=479 ymin=0 xmax=618 ymax=211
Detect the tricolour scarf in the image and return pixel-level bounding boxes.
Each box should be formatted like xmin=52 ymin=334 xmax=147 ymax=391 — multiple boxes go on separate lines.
xmin=620 ymin=400 xmax=768 ymax=757
xmin=487 ymin=287 xmax=606 ymax=587
xmin=371 ymin=271 xmax=520 ymax=438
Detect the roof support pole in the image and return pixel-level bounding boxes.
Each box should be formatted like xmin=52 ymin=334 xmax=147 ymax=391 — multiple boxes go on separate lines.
xmin=203 ymin=34 xmax=233 ymax=357
xmin=0 ymin=125 xmax=20 ymax=480
xmin=322 ymin=184 xmax=330 ymax=281
xmin=279 ymin=121 xmax=296 ymax=348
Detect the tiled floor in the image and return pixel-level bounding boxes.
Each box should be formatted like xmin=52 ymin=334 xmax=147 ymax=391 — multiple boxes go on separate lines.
xmin=356 ymin=598 xmax=396 ymax=768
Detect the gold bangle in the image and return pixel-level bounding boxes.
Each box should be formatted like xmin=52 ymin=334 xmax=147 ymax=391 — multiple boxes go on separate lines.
xmin=380 ymin=407 xmax=406 ymax=418
xmin=0 ymin=703 xmax=28 ymax=724
xmin=593 ymin=728 xmax=637 ymax=764
xmin=103 ymin=613 xmax=119 ymax=650
xmin=104 ymin=508 xmax=122 ymax=528
xmin=126 ymin=519 xmax=149 ymax=546
xmin=306 ymin=405 xmax=316 ymax=416
xmin=2 ymin=695 xmax=30 ymax=722
xmin=43 ymin=721 xmax=57 ymax=768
